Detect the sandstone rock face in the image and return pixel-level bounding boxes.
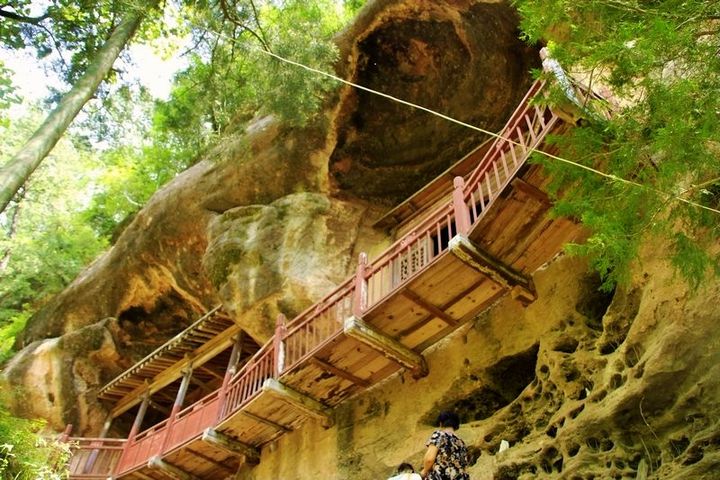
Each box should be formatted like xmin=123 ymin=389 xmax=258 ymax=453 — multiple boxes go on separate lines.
xmin=4 ymin=0 xmax=536 ymax=434
xmin=331 ymin=1 xmax=537 ymax=203
xmin=237 ymin=250 xmax=720 ymax=480
xmin=4 ymin=319 xmax=121 ymax=432
xmin=203 ymin=193 xmax=367 ymax=341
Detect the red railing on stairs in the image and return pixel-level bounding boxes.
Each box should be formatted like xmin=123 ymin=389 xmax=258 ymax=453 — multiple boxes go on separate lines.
xmin=69 ymin=79 xmax=560 ymax=479
xmin=67 ymin=437 xmax=126 ymax=479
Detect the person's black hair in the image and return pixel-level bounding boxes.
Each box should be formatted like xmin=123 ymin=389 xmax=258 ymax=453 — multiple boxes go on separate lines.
xmin=437 ymin=411 xmax=460 ymax=430
xmin=397 ymin=463 xmax=415 ymax=473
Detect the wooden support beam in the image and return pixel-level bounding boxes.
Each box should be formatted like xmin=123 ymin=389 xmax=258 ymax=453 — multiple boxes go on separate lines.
xmin=239 ymin=410 xmax=292 ymax=433
xmin=400 ymin=288 xmax=458 ymax=327
xmin=110 ymin=323 xmax=244 ymax=418
xmin=202 ymin=428 xmax=260 ymax=465
xmin=261 ymin=378 xmax=334 ymax=428
xmin=197 ymin=365 xmax=224 ymax=383
xmin=344 ymin=315 xmax=428 ymax=379
xmin=185 ymin=448 xmax=237 ymax=475
xmin=511 ymin=177 xmax=551 ymax=206
xmin=148 ymin=456 xmax=200 ymax=480
xmin=310 ymin=357 xmax=371 ymax=388
xmin=448 ymin=235 xmax=536 ymax=304
xmin=217 ymin=333 xmax=245 ymax=422
xmin=149 ymin=399 xmax=171 ymax=416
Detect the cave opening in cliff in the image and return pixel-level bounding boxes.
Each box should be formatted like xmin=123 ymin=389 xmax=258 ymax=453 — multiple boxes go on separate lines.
xmin=425 ymin=344 xmax=540 ymax=425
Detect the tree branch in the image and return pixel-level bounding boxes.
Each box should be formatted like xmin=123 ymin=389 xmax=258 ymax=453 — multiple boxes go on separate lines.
xmin=218 ymin=0 xmax=272 ymax=52
xmin=0 ymin=8 xmax=50 ymax=26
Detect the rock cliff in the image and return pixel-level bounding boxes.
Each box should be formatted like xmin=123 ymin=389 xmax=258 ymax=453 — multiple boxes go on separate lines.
xmin=4 ymin=0 xmax=537 ymax=435
xmin=238 ymin=250 xmax=720 ymax=480
xmin=6 ymin=1 xmax=719 ymax=479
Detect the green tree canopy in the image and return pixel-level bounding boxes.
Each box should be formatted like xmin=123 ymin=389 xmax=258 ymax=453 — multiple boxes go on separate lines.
xmin=515 ymin=0 xmax=720 ymax=288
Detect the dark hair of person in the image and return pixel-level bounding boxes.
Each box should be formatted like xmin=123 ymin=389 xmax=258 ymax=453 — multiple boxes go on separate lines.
xmin=437 ymin=411 xmax=460 ymax=430
xmin=397 ymin=463 xmax=415 ymax=473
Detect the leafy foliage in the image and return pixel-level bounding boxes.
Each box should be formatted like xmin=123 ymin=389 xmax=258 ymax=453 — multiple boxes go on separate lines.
xmin=515 ymin=0 xmax=720 ymax=289
xmin=0 ymin=387 xmax=68 ymax=479
xmin=0 ymin=107 xmax=107 ymax=356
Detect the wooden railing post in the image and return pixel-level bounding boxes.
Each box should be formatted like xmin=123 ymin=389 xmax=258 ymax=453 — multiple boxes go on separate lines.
xmin=59 ymin=423 xmax=73 ymax=443
xmin=161 ymin=364 xmax=193 ymax=452
xmin=273 ymin=314 xmax=287 ymax=378
xmin=352 ymin=253 xmax=368 ymax=318
xmin=115 ymin=391 xmax=149 ymax=475
xmin=217 ymin=333 xmax=244 ymax=422
xmin=453 ymin=177 xmax=471 ymax=236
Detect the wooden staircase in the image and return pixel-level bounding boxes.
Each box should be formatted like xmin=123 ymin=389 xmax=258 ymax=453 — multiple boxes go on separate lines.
xmin=66 ymin=79 xmax=586 ymax=479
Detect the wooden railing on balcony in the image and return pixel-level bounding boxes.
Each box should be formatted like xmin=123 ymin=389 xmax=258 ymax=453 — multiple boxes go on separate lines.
xmin=462 ymin=80 xmax=559 ymax=226
xmin=70 ymin=78 xmax=565 ymax=479
xmin=67 ymin=437 xmax=126 ymax=479
xmin=282 ymin=278 xmax=355 ymax=372
xmin=219 ymin=343 xmax=275 ymax=419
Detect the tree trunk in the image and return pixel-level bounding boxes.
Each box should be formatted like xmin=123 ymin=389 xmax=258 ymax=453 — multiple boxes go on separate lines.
xmin=0 ymin=5 xmax=153 ymax=214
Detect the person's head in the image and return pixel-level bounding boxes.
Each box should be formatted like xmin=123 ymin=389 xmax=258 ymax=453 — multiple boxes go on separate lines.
xmin=397 ymin=463 xmax=415 ymax=473
xmin=437 ymin=411 xmax=460 ymax=430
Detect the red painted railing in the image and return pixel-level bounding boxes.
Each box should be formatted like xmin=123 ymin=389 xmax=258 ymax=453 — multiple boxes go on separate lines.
xmin=282 ymin=278 xmax=355 ymax=372
xmin=116 ymin=418 xmax=169 ymax=473
xmin=67 ymin=437 xmax=126 ymax=479
xmin=70 ymin=79 xmax=561 ymax=479
xmin=463 ymin=80 xmax=559 ymax=226
xmin=163 ymin=391 xmax=220 ymax=453
xmin=218 ymin=343 xmax=276 ymax=419
xmin=364 ymin=203 xmax=457 ymax=308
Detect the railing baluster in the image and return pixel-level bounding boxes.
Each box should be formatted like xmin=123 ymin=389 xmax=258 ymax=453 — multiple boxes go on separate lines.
xmin=515 ymin=126 xmax=528 ymax=153
xmin=524 ymin=114 xmax=538 ymax=144
xmin=492 ymin=163 xmax=502 ymax=192
xmin=500 ymin=150 xmax=510 ymax=178
xmin=534 ymin=105 xmax=546 ymax=130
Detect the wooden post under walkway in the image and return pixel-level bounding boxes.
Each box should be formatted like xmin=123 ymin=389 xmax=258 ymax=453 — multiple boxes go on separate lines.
xmin=448 ymin=235 xmax=536 ymax=304
xmin=161 ymin=364 xmax=193 ymax=452
xmin=343 ymin=315 xmax=428 ymax=379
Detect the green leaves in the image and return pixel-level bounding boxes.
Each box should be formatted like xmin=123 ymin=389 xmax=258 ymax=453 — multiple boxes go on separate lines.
xmin=0 ymin=383 xmax=69 ymax=480
xmin=517 ymin=0 xmax=720 ymax=289
xmin=0 ymin=105 xmax=107 ymax=343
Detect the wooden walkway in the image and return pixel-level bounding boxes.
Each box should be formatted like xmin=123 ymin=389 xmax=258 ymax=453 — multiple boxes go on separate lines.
xmin=67 ymin=79 xmax=585 ymax=479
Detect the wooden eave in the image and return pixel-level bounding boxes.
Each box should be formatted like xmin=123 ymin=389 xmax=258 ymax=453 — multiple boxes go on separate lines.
xmin=99 ymin=306 xmax=259 ymax=418
xmin=372 ymin=137 xmax=494 ymax=230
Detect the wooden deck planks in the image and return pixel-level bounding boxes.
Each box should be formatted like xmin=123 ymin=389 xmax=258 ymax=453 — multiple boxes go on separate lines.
xmin=162 ymin=438 xmax=240 ymax=478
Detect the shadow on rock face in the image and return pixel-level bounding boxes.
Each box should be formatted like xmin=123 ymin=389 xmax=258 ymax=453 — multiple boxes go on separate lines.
xmin=422 ymin=344 xmax=540 ymax=425
xmin=330 ymin=1 xmax=539 ymax=203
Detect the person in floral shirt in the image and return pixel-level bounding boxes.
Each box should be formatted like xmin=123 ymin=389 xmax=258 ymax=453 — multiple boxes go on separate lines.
xmin=420 ymin=411 xmax=469 ymax=480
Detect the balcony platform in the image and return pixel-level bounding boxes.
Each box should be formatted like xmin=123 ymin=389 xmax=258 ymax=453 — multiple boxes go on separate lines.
xmin=67 ymin=79 xmax=590 ymax=480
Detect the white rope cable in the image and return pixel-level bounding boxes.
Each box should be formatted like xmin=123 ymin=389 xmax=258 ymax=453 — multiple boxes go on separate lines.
xmin=126 ymin=1 xmax=720 ymax=216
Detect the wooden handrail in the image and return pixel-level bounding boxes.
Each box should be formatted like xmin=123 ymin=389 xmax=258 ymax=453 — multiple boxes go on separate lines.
xmin=69 ymin=80 xmax=564 ymax=479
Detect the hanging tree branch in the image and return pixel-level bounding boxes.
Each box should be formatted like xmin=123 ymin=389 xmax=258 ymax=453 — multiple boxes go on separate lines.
xmin=0 ymin=0 xmax=160 ymax=214
xmin=218 ymin=0 xmax=272 ymax=52
xmin=0 ymin=8 xmax=50 ymax=25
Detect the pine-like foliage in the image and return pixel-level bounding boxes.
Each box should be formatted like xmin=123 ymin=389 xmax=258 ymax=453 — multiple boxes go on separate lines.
xmin=515 ymin=0 xmax=720 ymax=289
